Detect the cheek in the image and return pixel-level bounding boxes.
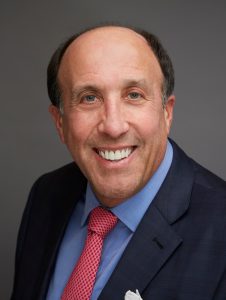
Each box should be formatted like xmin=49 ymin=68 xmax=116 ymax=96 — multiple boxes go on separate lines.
xmin=62 ymin=113 xmax=97 ymax=147
xmin=134 ymin=110 xmax=164 ymax=138
xmin=62 ymin=117 xmax=82 ymax=147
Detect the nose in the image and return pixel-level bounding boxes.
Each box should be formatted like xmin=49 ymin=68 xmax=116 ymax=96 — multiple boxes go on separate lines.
xmin=97 ymin=98 xmax=129 ymax=138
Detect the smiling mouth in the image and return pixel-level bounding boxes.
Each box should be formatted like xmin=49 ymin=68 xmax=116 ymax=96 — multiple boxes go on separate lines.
xmin=95 ymin=147 xmax=135 ymax=161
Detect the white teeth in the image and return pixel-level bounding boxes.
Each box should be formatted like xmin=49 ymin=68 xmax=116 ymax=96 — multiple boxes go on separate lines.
xmin=104 ymin=150 xmax=109 ymax=160
xmin=98 ymin=148 xmax=133 ymax=161
xmin=115 ymin=150 xmax=121 ymax=160
xmin=109 ymin=151 xmax=114 ymax=160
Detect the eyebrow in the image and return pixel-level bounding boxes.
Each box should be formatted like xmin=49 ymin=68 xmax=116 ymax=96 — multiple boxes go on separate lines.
xmin=122 ymin=79 xmax=154 ymax=96
xmin=125 ymin=79 xmax=156 ymax=100
xmin=123 ymin=79 xmax=148 ymax=87
xmin=71 ymin=85 xmax=99 ymax=100
xmin=70 ymin=78 xmax=152 ymax=99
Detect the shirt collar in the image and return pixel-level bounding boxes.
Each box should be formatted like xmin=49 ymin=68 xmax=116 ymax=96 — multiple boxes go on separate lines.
xmin=81 ymin=140 xmax=173 ymax=232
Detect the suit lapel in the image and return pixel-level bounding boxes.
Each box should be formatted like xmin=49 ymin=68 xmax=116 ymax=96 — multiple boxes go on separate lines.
xmin=37 ymin=165 xmax=87 ymax=299
xmin=99 ymin=205 xmax=182 ymax=299
xmin=38 ymin=197 xmax=79 ymax=299
xmin=99 ymin=141 xmax=195 ymax=299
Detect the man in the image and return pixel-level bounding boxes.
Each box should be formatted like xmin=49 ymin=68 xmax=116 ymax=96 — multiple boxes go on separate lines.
xmin=11 ymin=25 xmax=226 ymax=299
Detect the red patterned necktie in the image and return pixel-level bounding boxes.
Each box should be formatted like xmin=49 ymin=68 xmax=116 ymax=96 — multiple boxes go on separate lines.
xmin=61 ymin=206 xmax=118 ymax=300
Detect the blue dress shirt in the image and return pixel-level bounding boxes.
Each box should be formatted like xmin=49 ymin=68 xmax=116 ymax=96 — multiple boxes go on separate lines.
xmin=47 ymin=141 xmax=173 ymax=300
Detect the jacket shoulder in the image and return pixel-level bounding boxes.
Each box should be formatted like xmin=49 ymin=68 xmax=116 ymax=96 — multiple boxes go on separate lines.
xmin=35 ymin=162 xmax=85 ymax=187
xmin=191 ymin=159 xmax=226 ymax=193
xmin=171 ymin=139 xmax=226 ymax=192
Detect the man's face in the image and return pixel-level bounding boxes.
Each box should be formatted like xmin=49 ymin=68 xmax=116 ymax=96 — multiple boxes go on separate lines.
xmin=50 ymin=27 xmax=175 ymax=207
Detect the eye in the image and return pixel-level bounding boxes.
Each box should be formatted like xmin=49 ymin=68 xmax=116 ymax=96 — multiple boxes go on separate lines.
xmin=128 ymin=92 xmax=140 ymax=99
xmin=76 ymin=92 xmax=103 ymax=110
xmin=81 ymin=94 xmax=97 ymax=103
xmin=127 ymin=91 xmax=143 ymax=100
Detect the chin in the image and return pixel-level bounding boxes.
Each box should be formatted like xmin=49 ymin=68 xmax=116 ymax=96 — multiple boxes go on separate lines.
xmin=91 ymin=180 xmax=141 ymax=207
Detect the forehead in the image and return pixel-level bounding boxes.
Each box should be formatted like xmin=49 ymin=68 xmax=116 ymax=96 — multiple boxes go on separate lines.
xmin=58 ymin=27 xmax=163 ymax=87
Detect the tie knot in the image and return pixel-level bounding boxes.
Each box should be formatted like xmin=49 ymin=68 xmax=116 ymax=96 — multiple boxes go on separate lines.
xmin=88 ymin=207 xmax=118 ymax=238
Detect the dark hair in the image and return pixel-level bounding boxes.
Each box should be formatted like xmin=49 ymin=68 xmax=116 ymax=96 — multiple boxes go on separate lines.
xmin=47 ymin=25 xmax=174 ymax=107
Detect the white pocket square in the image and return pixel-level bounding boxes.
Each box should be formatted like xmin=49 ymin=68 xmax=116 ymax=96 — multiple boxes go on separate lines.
xmin=124 ymin=289 xmax=143 ymax=300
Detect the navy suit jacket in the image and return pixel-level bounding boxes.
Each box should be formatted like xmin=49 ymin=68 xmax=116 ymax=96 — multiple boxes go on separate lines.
xmin=11 ymin=141 xmax=226 ymax=299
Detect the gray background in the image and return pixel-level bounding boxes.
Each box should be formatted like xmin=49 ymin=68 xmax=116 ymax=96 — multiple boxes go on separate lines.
xmin=1 ymin=0 xmax=226 ymax=298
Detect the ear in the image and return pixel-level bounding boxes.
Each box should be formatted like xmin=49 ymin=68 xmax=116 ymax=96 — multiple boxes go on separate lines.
xmin=49 ymin=105 xmax=66 ymax=144
xmin=163 ymin=95 xmax=175 ymax=135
